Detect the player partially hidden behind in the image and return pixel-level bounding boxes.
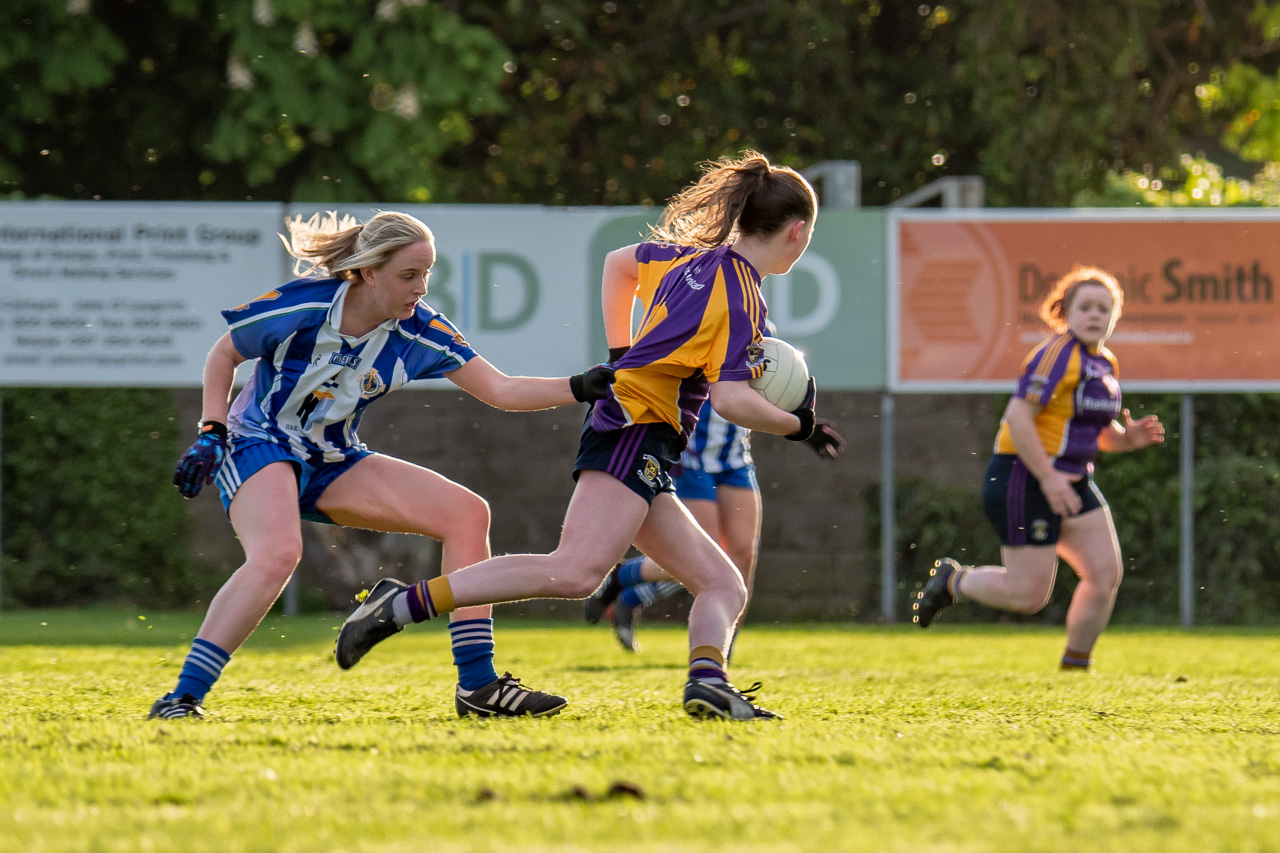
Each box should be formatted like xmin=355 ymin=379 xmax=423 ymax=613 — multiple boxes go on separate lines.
xmin=913 ymin=267 xmax=1164 ymax=671
xmin=585 ymin=395 xmax=844 ymax=654
xmin=154 ymin=210 xmax=613 ymax=720
xmin=337 ymin=150 xmax=832 ymax=720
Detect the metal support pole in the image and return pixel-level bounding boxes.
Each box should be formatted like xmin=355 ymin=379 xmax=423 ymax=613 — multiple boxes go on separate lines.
xmin=1179 ymin=393 xmax=1195 ymax=629
xmin=283 ymin=573 xmax=299 ymax=616
xmin=801 ymin=161 xmax=862 ymax=209
xmin=0 ymin=387 xmax=4 ymax=612
xmin=880 ymin=392 xmax=896 ymax=623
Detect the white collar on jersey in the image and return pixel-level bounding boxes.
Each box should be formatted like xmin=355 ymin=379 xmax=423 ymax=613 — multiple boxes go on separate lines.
xmin=327 ymin=280 xmax=401 ymax=342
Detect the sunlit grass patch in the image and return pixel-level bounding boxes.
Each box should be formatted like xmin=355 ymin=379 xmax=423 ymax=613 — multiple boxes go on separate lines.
xmin=1 ymin=610 xmax=1278 ymax=852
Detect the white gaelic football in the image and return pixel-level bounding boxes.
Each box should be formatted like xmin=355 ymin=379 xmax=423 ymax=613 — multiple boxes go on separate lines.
xmin=748 ymin=337 xmax=810 ymax=411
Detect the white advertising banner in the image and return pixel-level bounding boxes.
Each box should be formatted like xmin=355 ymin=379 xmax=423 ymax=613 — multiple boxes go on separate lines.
xmin=302 ymin=204 xmax=620 ymax=381
xmin=0 ymin=202 xmax=283 ymax=387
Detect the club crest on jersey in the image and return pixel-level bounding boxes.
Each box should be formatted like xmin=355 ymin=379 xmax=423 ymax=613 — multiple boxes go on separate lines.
xmin=329 ymin=352 xmax=362 ymax=370
xmin=636 ymin=454 xmax=661 ymax=487
xmin=1026 ymin=374 xmax=1049 ymax=401
xmin=358 ymin=368 xmax=385 ymax=398
xmin=746 ymin=341 xmax=765 ymax=367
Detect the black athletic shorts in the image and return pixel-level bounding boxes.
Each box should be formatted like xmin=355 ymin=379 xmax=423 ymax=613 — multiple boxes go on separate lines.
xmin=574 ymin=419 xmax=683 ymax=505
xmin=981 ymin=453 xmax=1106 ymax=547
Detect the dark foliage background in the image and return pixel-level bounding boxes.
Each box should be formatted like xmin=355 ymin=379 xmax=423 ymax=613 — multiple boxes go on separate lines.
xmin=4 ymin=1 xmax=1280 ymax=617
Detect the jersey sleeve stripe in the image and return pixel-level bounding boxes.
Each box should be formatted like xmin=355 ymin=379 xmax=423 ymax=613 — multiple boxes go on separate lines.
xmin=225 ymin=301 xmax=331 ymax=331
xmin=395 ymin=328 xmax=468 ymax=365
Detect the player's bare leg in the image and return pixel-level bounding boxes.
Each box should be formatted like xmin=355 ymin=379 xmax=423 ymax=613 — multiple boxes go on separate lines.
xmin=1056 ymin=507 xmax=1123 ymax=669
xmin=954 ymin=546 xmax=1059 ymax=614
xmin=199 ymin=462 xmax=305 ymax=651
xmin=714 ymin=484 xmax=762 ymax=631
xmin=150 ymin=462 xmax=302 ymax=719
xmin=634 ymin=494 xmax=777 ymax=719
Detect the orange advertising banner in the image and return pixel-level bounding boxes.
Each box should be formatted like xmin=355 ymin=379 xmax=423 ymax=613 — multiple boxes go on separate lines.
xmin=890 ymin=211 xmax=1280 ymax=391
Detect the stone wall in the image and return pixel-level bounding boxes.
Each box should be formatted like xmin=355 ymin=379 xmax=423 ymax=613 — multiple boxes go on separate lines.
xmin=175 ymin=388 xmax=1002 ymax=622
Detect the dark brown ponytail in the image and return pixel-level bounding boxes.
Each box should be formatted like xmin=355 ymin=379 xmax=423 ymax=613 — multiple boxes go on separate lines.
xmin=648 ymin=150 xmax=816 ymax=248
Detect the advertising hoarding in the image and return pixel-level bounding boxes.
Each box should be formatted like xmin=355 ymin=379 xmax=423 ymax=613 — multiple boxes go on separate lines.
xmin=890 ymin=210 xmax=1280 ymax=392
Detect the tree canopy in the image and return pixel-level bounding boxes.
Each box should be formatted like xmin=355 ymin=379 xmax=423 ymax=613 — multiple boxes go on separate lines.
xmin=3 ymin=0 xmax=1280 ymax=206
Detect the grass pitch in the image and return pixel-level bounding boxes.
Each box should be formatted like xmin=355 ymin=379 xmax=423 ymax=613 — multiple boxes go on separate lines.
xmin=1 ymin=609 xmax=1278 ymax=853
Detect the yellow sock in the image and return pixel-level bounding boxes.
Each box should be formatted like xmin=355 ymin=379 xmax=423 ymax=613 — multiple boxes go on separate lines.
xmin=426 ymin=576 xmax=456 ymax=616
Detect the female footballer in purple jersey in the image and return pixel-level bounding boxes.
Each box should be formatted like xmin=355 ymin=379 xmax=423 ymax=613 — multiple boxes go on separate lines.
xmin=151 ymin=211 xmax=613 ymax=720
xmin=913 ymin=267 xmax=1165 ymax=671
xmin=337 ymin=151 xmax=835 ymax=720
xmin=585 ymin=354 xmax=845 ymax=655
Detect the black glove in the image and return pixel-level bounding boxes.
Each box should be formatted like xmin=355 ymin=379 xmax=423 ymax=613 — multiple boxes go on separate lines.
xmin=173 ymin=421 xmax=229 ymax=499
xmin=570 ymin=364 xmax=616 ymax=403
xmin=784 ymin=377 xmax=817 ymax=442
xmin=805 ymin=418 xmax=845 ymax=460
xmin=608 ymin=345 xmax=631 ymax=364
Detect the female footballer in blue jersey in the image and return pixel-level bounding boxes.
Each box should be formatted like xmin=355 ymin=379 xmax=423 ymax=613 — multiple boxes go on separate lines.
xmin=337 ymin=151 xmax=838 ymax=720
xmin=913 ymin=267 xmax=1165 ymax=671
xmin=585 ymin=379 xmax=844 ymax=654
xmin=152 ymin=211 xmax=613 ymax=720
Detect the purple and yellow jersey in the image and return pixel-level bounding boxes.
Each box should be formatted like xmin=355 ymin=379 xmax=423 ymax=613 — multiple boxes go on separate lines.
xmin=994 ymin=332 xmax=1122 ymax=475
xmin=590 ymin=242 xmax=768 ymax=442
xmin=222 ymin=277 xmax=476 ymax=463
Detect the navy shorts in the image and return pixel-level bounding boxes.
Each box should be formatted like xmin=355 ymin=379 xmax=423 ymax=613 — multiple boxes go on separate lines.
xmin=981 ymin=454 xmax=1105 ymax=547
xmin=574 ymin=420 xmax=683 ymax=505
xmin=674 ymin=463 xmax=758 ymax=502
xmin=214 ymin=436 xmax=371 ymax=524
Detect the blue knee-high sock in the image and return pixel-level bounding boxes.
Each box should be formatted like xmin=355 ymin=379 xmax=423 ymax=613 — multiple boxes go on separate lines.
xmin=172 ymin=638 xmax=231 ymax=703
xmin=621 ymin=579 xmax=684 ymax=608
xmin=450 ymin=618 xmax=498 ymax=691
xmin=617 ymin=556 xmax=646 ymax=588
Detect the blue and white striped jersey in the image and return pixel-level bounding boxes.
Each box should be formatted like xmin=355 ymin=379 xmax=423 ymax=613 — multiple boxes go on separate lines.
xmin=222 ymin=277 xmax=475 ymax=463
xmin=681 ymin=399 xmax=753 ymax=474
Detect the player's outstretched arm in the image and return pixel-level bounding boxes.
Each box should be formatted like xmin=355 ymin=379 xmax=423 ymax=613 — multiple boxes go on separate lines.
xmin=448 ymin=356 xmax=613 ymax=412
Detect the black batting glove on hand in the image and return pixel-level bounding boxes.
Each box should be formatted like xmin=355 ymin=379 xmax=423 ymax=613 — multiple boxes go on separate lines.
xmin=785 ymin=377 xmax=818 ymax=442
xmin=805 ymin=418 xmax=846 ymax=460
xmin=173 ymin=421 xmax=229 ymax=499
xmin=608 ymin=346 xmax=631 ymax=364
xmin=570 ymin=364 xmax=616 ymax=403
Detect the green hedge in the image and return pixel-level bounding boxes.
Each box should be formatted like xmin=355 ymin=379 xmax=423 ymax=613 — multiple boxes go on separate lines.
xmin=0 ymin=388 xmax=213 ymax=607
xmin=872 ymin=394 xmax=1280 ymax=625
xmin=5 ymin=388 xmax=1280 ymax=623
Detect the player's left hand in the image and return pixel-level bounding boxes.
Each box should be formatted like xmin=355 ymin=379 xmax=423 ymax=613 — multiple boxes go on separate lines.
xmin=1120 ymin=409 xmax=1164 ymax=450
xmin=804 ymin=418 xmax=846 ymax=460
xmin=571 ymin=364 xmax=616 ymax=403
xmin=173 ymin=422 xmax=228 ymax=499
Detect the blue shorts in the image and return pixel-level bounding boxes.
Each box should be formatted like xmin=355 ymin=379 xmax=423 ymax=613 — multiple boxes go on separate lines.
xmin=981 ymin=454 xmax=1105 ymax=547
xmin=674 ymin=463 xmax=758 ymax=502
xmin=214 ymin=436 xmax=371 ymax=524
xmin=573 ymin=420 xmax=683 ymax=505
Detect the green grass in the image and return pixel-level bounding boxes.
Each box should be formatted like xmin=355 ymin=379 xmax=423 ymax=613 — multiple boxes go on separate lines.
xmin=1 ymin=609 xmax=1279 ymax=852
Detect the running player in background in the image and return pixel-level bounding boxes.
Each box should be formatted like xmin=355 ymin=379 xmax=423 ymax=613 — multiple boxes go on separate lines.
xmin=153 ymin=210 xmax=613 ymax=720
xmin=585 ymin=395 xmax=844 ymax=654
xmin=337 ymin=151 xmax=832 ymax=720
xmin=913 ymin=267 xmax=1164 ymax=671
